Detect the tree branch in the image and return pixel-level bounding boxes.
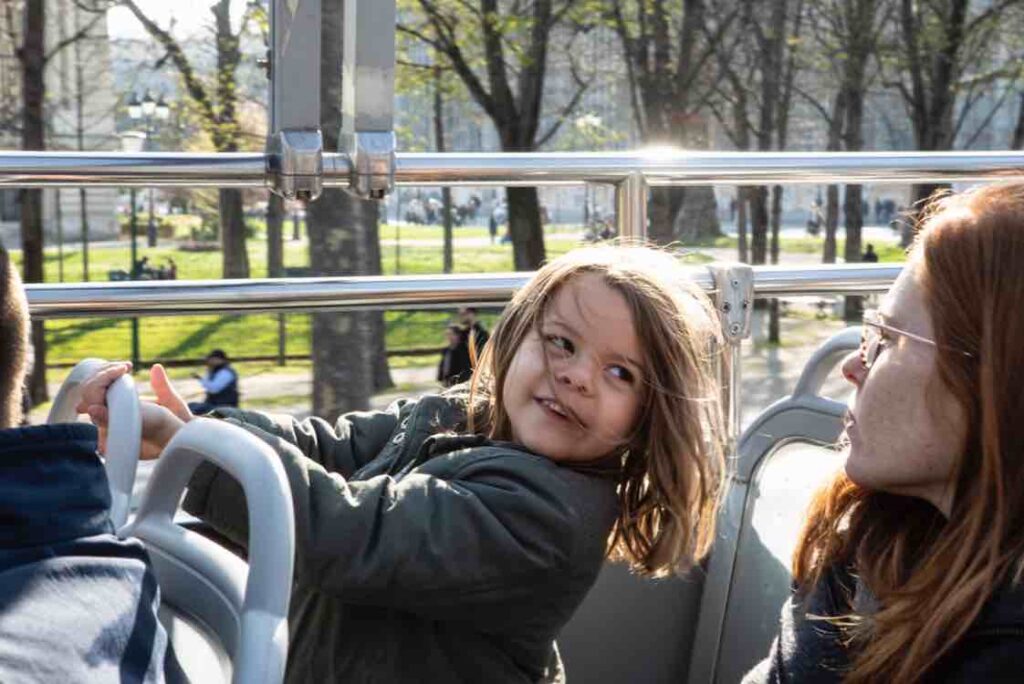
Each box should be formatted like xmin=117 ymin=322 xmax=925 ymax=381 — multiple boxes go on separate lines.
xmin=43 ymin=11 xmax=103 ymax=63
xmin=117 ymin=0 xmax=218 ymax=132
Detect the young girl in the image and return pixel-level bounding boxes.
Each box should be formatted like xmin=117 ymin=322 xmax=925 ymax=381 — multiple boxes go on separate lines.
xmin=747 ymin=184 xmax=1024 ymax=683
xmin=80 ymin=245 xmax=725 ymax=683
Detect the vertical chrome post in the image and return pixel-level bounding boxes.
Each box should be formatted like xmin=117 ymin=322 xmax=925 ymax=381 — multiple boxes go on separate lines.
xmin=706 ymin=263 xmax=754 ymax=456
xmin=267 ymin=0 xmax=323 ymax=201
xmin=341 ymin=0 xmax=397 ymax=200
xmin=615 ymin=171 xmax=647 ymax=240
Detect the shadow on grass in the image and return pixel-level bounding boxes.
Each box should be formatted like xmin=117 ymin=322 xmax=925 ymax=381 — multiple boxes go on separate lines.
xmin=161 ymin=315 xmax=237 ymax=360
xmin=46 ymin=317 xmax=121 ymax=347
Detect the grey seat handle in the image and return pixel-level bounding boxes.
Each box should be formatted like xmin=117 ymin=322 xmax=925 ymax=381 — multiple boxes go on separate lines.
xmin=122 ymin=417 xmax=295 ymax=684
xmin=47 ymin=358 xmax=142 ymax=529
xmin=791 ymin=327 xmax=860 ymax=399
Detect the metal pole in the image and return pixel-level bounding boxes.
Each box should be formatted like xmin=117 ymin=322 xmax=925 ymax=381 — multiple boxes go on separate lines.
xmin=23 ymin=264 xmax=902 ymax=320
xmin=129 ymin=188 xmax=140 ymax=369
xmin=54 ymin=188 xmax=64 ymax=282
xmin=147 ymin=186 xmax=156 ymax=248
xmin=3 ymin=150 xmax=1024 ymax=188
xmin=615 ymin=172 xmax=647 ymax=240
xmin=146 ymin=120 xmax=157 ymax=247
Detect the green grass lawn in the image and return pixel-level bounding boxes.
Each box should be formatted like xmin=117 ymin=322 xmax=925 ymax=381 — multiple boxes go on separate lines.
xmin=19 ymin=234 xmax=574 ymax=370
xmin=14 ymin=225 xmax=904 ymax=373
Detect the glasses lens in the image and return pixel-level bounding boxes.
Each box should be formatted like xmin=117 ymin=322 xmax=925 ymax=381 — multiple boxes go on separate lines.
xmin=860 ymin=326 xmax=879 ymax=369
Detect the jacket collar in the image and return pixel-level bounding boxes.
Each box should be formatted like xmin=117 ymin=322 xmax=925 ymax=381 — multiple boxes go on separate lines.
xmin=0 ymin=423 xmax=113 ymax=548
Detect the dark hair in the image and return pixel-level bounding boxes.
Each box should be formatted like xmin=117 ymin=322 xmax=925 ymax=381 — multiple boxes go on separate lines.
xmin=0 ymin=248 xmax=29 ymax=427
xmin=207 ymin=349 xmax=228 ymax=361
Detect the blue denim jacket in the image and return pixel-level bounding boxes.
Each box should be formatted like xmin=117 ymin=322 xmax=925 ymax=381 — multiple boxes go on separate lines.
xmin=0 ymin=424 xmax=176 ymax=682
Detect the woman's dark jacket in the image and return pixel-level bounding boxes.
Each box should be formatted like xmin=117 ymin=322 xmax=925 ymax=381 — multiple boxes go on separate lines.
xmin=183 ymin=394 xmax=620 ymax=683
xmin=745 ymin=563 xmax=1024 ymax=683
xmin=0 ymin=424 xmax=174 ymax=683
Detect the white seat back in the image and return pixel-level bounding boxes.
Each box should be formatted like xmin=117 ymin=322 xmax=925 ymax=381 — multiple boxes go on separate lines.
xmin=120 ymin=418 xmax=295 ymax=684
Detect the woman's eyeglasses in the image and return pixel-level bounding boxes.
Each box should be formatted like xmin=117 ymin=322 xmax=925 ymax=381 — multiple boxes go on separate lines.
xmin=860 ymin=309 xmax=973 ymax=371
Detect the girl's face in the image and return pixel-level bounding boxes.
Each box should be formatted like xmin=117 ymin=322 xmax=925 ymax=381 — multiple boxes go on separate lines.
xmin=840 ymin=260 xmax=967 ymax=516
xmin=502 ymin=273 xmax=644 ymax=463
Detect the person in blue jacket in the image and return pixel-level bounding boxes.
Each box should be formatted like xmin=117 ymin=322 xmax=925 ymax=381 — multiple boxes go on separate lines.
xmin=0 ymin=247 xmax=177 ymax=683
xmin=80 ymin=245 xmax=728 ymax=683
xmin=189 ymin=348 xmax=239 ymax=414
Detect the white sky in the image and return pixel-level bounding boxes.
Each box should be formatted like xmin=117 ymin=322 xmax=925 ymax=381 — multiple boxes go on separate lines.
xmin=107 ymin=1 xmax=249 ymax=41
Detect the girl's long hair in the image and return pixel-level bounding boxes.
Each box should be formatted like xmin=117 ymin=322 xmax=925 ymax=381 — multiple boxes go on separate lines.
xmin=793 ymin=183 xmax=1024 ymax=682
xmin=0 ymin=248 xmax=29 ymax=427
xmin=463 ymin=245 xmax=726 ymax=577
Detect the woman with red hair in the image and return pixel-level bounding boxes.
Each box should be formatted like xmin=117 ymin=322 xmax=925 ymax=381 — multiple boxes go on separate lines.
xmin=748 ymin=183 xmax=1024 ymax=682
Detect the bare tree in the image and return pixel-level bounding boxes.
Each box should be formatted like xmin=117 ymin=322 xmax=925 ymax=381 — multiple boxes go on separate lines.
xmin=607 ymin=0 xmax=725 ymax=244
xmin=889 ymin=0 xmax=1024 ymax=239
xmin=118 ymin=0 xmax=256 ymax=278
xmin=399 ymin=0 xmax=590 ymax=270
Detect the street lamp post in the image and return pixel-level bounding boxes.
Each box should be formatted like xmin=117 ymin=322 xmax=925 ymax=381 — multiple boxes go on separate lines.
xmin=127 ymin=92 xmax=170 ymax=247
xmin=119 ymin=130 xmax=146 ymax=371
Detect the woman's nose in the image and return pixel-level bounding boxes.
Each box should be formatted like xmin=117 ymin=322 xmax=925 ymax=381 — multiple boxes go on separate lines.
xmin=840 ymin=351 xmax=865 ymax=387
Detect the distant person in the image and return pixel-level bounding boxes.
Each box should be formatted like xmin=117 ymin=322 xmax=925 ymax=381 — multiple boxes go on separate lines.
xmin=133 ymin=255 xmax=150 ymax=279
xmin=874 ymin=198 xmax=883 ymax=222
xmin=458 ymin=307 xmax=490 ymax=362
xmin=0 ymin=247 xmax=177 ymax=681
xmin=490 ymin=201 xmax=507 ymax=244
xmin=189 ymin=349 xmax=239 ymax=415
xmin=862 ymin=243 xmax=879 ymax=263
xmin=437 ymin=324 xmax=471 ymax=387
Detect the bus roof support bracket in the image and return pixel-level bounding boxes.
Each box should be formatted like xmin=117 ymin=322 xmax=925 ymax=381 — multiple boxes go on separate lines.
xmin=708 ymin=262 xmax=754 ymax=344
xmin=340 ymin=0 xmax=396 ymax=201
xmin=266 ymin=0 xmax=323 ymax=202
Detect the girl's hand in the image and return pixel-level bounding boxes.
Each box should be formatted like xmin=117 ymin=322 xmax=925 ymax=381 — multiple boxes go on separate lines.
xmin=77 ymin=362 xmax=192 ymax=460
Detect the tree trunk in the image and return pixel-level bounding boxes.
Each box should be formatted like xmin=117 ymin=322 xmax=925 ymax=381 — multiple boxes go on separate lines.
xmin=768 ymin=185 xmax=783 ymax=343
xmin=267 ymin=193 xmax=284 ymax=278
xmin=308 ymin=189 xmax=374 ymax=421
xmin=737 ymin=187 xmax=749 ymax=263
xmin=843 ymin=184 xmax=864 ymax=321
xmin=433 ymin=64 xmax=453 ymax=274
xmin=674 ymin=186 xmax=721 ymax=242
xmin=219 ymin=188 xmax=249 ymax=278
xmin=365 ymin=204 xmax=393 ymax=393
xmin=649 ymin=187 xmax=685 ymax=245
xmin=506 ymin=186 xmax=545 ymax=270
xmin=749 ymin=186 xmax=769 ymax=265
xmin=308 ymin=0 xmax=389 ymax=417
xmin=823 ymin=185 xmax=839 ymax=263
xmin=20 ymin=0 xmax=47 ymax=404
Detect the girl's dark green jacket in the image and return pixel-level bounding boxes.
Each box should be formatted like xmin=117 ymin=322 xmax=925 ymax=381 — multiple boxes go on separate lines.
xmin=183 ymin=394 xmax=620 ymax=683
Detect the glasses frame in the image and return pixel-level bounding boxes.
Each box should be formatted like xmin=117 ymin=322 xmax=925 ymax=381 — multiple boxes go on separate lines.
xmin=860 ymin=308 xmax=974 ymax=370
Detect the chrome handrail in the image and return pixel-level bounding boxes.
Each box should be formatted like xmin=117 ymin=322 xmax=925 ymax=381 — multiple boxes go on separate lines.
xmin=24 ymin=264 xmax=901 ymax=319
xmin=0 ymin=150 xmax=1020 ymax=187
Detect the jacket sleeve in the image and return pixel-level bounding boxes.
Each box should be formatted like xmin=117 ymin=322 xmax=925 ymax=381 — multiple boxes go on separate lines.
xmin=182 ymin=423 xmax=586 ymax=622
xmin=207 ymin=401 xmax=406 ymax=478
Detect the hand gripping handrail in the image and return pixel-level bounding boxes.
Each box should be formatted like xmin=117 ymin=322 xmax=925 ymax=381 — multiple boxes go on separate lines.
xmin=121 ymin=418 xmax=296 ymax=684
xmin=47 ymin=358 xmax=142 ymax=529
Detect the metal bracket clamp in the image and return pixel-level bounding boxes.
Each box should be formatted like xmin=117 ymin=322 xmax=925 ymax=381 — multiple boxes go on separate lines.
xmin=341 ymin=130 xmax=396 ymax=200
xmin=267 ymin=129 xmax=324 ymax=202
xmin=707 ymin=262 xmax=754 ymax=343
